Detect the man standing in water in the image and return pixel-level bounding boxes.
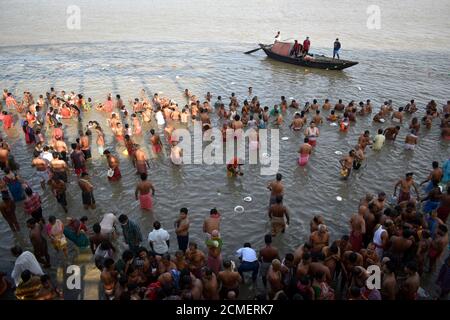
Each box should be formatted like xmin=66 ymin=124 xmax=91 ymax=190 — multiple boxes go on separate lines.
xmin=175 ymin=207 xmax=190 ymax=252
xmin=134 ymin=145 xmax=149 ymax=175
xmin=135 ymin=173 xmax=155 ymax=211
xmin=26 ymin=218 xmax=51 ymax=268
xmin=394 ymin=172 xmax=420 ymax=204
xmin=118 ymin=214 xmax=142 ymax=254
xmin=267 ymin=173 xmax=284 ymax=206
xmin=104 ymin=150 xmax=121 ymax=181
xmin=78 ymin=172 xmax=96 ymax=210
xmin=203 ymin=208 xmax=221 ymax=236
xmin=70 ymin=143 xmax=87 ymax=176
xmin=0 ymin=191 xmax=19 ymax=232
xmin=333 ymin=38 xmax=341 ymax=59
xmin=49 ymin=176 xmax=68 ymax=213
xmin=372 ymin=128 xmax=385 ymax=151
xmin=339 ymin=150 xmax=355 ymax=179
xmin=384 ymin=126 xmax=401 ymax=141
xmin=298 ymin=137 xmax=312 ymax=167
xmin=268 ymin=195 xmax=290 ymax=237
xmin=404 ymin=129 xmax=418 ymax=150
xmin=420 ymin=161 xmax=443 ymax=193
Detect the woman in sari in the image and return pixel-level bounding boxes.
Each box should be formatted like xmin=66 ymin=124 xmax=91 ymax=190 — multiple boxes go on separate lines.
xmin=63 ymin=216 xmax=90 ymax=249
xmin=22 ymin=121 xmax=36 ymax=144
xmin=3 ymin=168 xmax=25 ymax=202
xmin=46 ymin=216 xmax=68 ymax=258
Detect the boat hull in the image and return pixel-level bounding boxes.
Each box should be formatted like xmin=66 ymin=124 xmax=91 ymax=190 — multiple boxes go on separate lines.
xmin=259 ymin=44 xmax=358 ymax=70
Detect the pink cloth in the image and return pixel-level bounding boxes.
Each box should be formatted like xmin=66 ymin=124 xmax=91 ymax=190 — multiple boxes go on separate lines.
xmin=139 ymin=193 xmax=153 ymax=210
xmin=298 ymin=154 xmax=310 ymax=166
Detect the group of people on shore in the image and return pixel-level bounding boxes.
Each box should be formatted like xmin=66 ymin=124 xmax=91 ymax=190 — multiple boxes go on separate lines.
xmin=0 ymin=86 xmax=449 ymax=300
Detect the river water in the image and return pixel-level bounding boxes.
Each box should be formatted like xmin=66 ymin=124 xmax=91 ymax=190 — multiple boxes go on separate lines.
xmin=0 ymin=0 xmax=449 ymax=298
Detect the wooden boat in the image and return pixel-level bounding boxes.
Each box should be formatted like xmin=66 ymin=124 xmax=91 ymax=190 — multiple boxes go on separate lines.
xmin=258 ymin=42 xmax=358 ymax=70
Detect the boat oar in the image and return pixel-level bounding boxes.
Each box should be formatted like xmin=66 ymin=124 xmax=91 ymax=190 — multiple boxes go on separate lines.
xmin=244 ymin=47 xmax=262 ymax=54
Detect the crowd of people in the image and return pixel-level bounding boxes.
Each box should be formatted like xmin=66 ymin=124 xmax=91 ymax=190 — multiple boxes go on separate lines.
xmin=0 ymin=86 xmax=449 ymax=300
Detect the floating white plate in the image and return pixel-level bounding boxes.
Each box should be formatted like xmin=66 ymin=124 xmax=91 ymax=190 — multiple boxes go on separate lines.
xmin=334 ymin=151 xmax=343 ymax=155
xmin=281 ymin=137 xmax=289 ymax=141
xmin=243 ymin=196 xmax=252 ymax=202
xmin=379 ymin=119 xmax=385 ymax=123
xmin=336 ymin=196 xmax=343 ymax=201
xmin=234 ymin=205 xmax=244 ymax=213
xmin=330 ymin=122 xmax=338 ymax=126
xmin=357 ymin=86 xmax=362 ymax=91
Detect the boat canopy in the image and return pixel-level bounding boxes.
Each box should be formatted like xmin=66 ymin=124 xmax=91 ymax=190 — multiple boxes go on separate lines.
xmin=271 ymin=41 xmax=293 ymax=56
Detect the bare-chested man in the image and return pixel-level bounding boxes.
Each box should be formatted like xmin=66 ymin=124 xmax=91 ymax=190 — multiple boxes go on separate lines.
xmin=53 ymin=136 xmax=68 ymax=161
xmin=267 ymin=173 xmax=284 ymax=206
xmin=78 ymin=131 xmax=91 ymax=161
xmin=31 ymin=155 xmax=49 ymax=189
xmin=389 ymin=228 xmax=414 ymax=262
xmin=349 ymin=206 xmax=366 ymax=252
xmin=259 ymin=234 xmax=280 ymax=288
xmin=203 ymin=208 xmax=221 ymax=235
xmin=218 ymin=260 xmax=242 ymax=299
xmin=100 ymin=258 xmax=118 ymax=299
xmin=267 ymin=259 xmax=285 ymax=298
xmin=0 ymin=191 xmax=19 ymax=232
xmin=310 ymin=224 xmax=329 ymax=254
xmin=420 ymin=161 xmax=443 ymax=193
xmin=26 ymin=218 xmax=51 ymax=268
xmin=268 ymin=195 xmax=290 ymax=236
xmin=202 ymin=268 xmax=219 ymax=300
xmin=134 ymin=146 xmax=149 ymax=175
xmin=358 ymin=130 xmax=372 ymax=151
xmin=339 ymin=150 xmax=355 ymax=179
xmin=404 ymin=129 xmax=418 ymax=150
xmin=49 ymin=176 xmax=68 ymax=213
xmin=298 ymin=138 xmax=312 ymax=167
xmin=296 ymin=253 xmax=311 ymax=280
xmin=428 ymin=224 xmax=448 ymax=272
xmin=381 ymin=259 xmax=398 ymax=300
xmin=383 ymin=126 xmax=401 ymax=141
xmin=394 ymin=172 xmax=420 ymax=204
xmin=50 ymin=153 xmax=69 ymax=183
xmin=400 ymin=261 xmax=420 ymax=300
xmin=0 ymin=144 xmax=10 ymax=171
xmin=104 ymin=150 xmax=121 ymax=181
xmin=134 ymin=173 xmax=155 ymax=211
xmin=185 ymin=242 xmax=206 ymax=279
xmin=79 ymin=172 xmax=96 ymax=209
xmin=289 ymin=112 xmax=304 ymax=131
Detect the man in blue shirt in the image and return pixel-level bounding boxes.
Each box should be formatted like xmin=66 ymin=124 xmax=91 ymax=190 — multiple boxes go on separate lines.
xmin=333 ymin=38 xmax=341 ymax=59
xmin=235 ymin=242 xmax=259 ymax=283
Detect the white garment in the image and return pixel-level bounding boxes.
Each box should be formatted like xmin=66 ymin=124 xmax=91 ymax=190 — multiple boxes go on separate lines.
xmin=41 ymin=151 xmax=54 ymax=163
xmin=170 ymin=146 xmax=182 ymax=165
xmin=155 ymin=111 xmax=165 ymax=126
xmin=100 ymin=213 xmax=119 ymax=234
xmin=373 ymin=225 xmax=386 ymax=258
xmin=236 ymin=247 xmax=258 ymax=262
xmin=148 ymin=228 xmax=170 ymax=254
xmin=11 ymin=251 xmax=44 ymax=286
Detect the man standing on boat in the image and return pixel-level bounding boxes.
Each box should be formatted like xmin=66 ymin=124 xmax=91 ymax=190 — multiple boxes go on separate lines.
xmin=302 ymin=37 xmax=311 ymax=55
xmin=274 ymin=31 xmax=281 ymax=43
xmin=290 ymin=40 xmax=301 ymax=57
xmin=333 ymin=38 xmax=341 ymax=59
